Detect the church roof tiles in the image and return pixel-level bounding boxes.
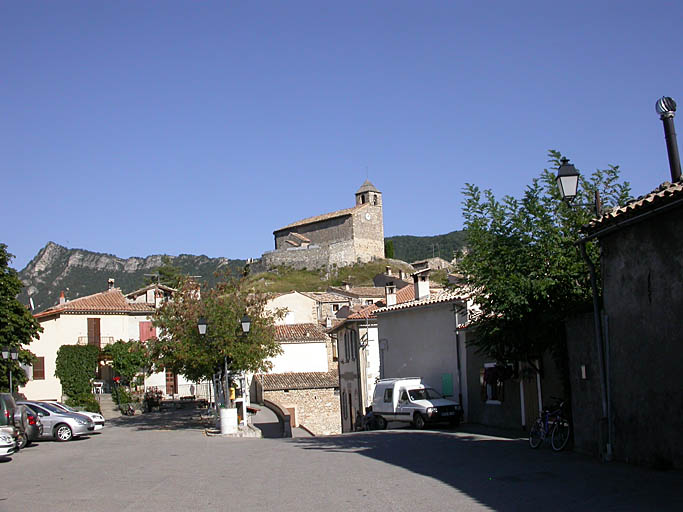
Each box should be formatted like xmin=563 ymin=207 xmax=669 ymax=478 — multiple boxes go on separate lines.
xmin=274 ymin=204 xmax=368 ymax=233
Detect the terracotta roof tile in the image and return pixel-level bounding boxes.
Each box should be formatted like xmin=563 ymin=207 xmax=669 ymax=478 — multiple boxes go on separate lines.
xmin=274 ymin=204 xmax=368 ymax=233
xmin=274 ymin=323 xmax=329 ymax=342
xmin=300 ymin=292 xmax=350 ymax=303
xmin=375 ymin=287 xmax=471 ymax=314
xmin=327 ymin=286 xmax=386 ymax=298
xmin=330 ymin=285 xmax=415 ymax=328
xmin=256 ymin=371 xmax=339 ymax=390
xmin=34 ymin=289 xmax=155 ymax=319
xmin=582 ymin=181 xmax=683 ymax=235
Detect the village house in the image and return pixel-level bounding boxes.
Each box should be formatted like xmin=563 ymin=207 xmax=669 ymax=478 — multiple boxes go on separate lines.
xmin=252 ymin=323 xmax=340 ymax=435
xmin=375 ymin=270 xmax=563 ymax=431
xmin=566 ymin=180 xmax=683 ymax=468
xmin=328 ymin=283 xmax=414 ymax=432
xmin=19 ymin=281 xmax=201 ymax=401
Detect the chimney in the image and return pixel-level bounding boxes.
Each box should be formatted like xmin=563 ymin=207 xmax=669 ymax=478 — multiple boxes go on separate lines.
xmin=656 ymin=96 xmax=682 ymax=182
xmin=342 ymin=281 xmax=351 ymax=291
xmin=413 ymin=270 xmax=430 ymax=301
xmin=325 ymin=317 xmax=333 ymax=328
xmin=385 ymin=266 xmax=392 ymax=276
xmin=59 ymin=291 xmax=66 ymax=305
xmin=385 ymin=282 xmax=397 ymax=307
xmin=108 ymin=278 xmax=115 ymax=290
xmin=399 ymin=270 xmax=407 ymax=280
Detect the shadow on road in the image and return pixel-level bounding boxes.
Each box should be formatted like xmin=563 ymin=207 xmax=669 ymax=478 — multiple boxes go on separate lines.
xmin=290 ymin=430 xmax=683 ymax=511
xmin=107 ymin=407 xmax=211 ymax=431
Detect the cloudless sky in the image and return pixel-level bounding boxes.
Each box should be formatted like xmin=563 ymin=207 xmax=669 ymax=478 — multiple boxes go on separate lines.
xmin=2 ymin=1 xmax=682 ymax=270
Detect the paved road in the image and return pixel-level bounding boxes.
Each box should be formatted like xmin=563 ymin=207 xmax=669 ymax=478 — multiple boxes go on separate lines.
xmin=1 ymin=411 xmax=681 ymax=512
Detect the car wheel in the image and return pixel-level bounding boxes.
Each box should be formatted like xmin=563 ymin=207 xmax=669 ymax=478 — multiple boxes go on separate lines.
xmin=413 ymin=413 xmax=426 ymax=429
xmin=16 ymin=432 xmax=27 ymax=450
xmin=375 ymin=415 xmax=388 ymax=430
xmin=55 ymin=424 xmax=73 ymax=442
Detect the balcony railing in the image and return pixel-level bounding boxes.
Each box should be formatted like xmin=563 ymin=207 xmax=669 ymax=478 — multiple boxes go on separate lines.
xmin=77 ymin=336 xmax=116 ymax=348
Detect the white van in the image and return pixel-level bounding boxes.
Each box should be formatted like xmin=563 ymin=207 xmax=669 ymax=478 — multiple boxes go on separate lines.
xmin=371 ymin=378 xmax=463 ymax=429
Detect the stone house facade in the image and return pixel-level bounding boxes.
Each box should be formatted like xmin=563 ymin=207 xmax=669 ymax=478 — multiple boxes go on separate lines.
xmin=568 ymin=181 xmax=683 ymax=468
xmin=253 ymin=323 xmax=341 ymax=435
xmin=261 ymin=181 xmax=384 ymax=270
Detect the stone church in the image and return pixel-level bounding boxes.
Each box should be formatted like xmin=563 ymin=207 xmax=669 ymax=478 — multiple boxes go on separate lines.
xmin=261 ymin=180 xmax=385 ymax=270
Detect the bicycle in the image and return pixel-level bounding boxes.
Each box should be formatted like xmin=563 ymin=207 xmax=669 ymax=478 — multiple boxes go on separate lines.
xmin=529 ymin=397 xmax=570 ymax=451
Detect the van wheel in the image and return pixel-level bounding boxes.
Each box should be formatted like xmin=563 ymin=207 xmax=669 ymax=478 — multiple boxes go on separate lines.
xmin=375 ymin=416 xmax=387 ymax=430
xmin=413 ymin=413 xmax=426 ymax=429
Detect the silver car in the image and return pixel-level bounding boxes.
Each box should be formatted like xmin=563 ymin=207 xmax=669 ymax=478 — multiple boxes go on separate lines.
xmin=19 ymin=401 xmax=94 ymax=442
xmin=43 ymin=401 xmax=105 ymax=432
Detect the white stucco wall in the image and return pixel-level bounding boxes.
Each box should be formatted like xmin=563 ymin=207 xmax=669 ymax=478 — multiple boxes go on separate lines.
xmin=265 ymin=292 xmax=318 ymax=325
xmin=267 ymin=342 xmax=329 ymax=373
xmin=19 ymin=312 xmax=152 ymax=400
xmin=377 ymin=301 xmax=469 ymax=420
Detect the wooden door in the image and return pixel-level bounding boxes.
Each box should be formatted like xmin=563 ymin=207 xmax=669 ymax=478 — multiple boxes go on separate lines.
xmin=165 ymin=370 xmax=178 ymax=395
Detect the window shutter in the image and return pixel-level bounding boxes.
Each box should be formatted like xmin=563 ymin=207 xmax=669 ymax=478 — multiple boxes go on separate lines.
xmin=33 ymin=357 xmax=45 ymax=380
xmin=87 ymin=318 xmax=101 ymax=348
xmin=139 ymin=321 xmax=156 ymax=342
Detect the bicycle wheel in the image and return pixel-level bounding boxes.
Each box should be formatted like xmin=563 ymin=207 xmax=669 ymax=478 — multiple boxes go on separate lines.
xmin=551 ymin=418 xmax=570 ymax=451
xmin=529 ymin=418 xmax=543 ymax=449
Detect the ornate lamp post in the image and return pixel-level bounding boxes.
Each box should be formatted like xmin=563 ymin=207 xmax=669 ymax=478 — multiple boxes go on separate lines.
xmin=556 ymin=158 xmax=602 ymax=216
xmin=1 ymin=346 xmax=19 ymax=394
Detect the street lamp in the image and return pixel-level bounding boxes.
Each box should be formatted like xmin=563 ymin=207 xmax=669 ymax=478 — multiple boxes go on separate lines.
xmin=1 ymin=346 xmax=19 ymax=394
xmin=197 ymin=314 xmax=251 ymax=433
xmin=556 ymin=158 xmax=602 ymax=216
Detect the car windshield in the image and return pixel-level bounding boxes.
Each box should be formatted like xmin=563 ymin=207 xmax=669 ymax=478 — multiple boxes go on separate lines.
xmin=53 ymin=402 xmax=74 ymax=412
xmin=408 ymin=388 xmax=443 ymax=401
xmin=38 ymin=402 xmax=65 ymax=414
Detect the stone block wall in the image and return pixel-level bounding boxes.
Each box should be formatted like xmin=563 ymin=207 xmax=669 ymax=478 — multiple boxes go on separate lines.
xmin=264 ymin=388 xmax=341 ymax=435
xmin=274 ymin=215 xmax=354 ymax=250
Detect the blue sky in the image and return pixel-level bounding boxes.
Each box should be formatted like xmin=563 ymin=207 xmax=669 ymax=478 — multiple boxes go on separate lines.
xmin=2 ymin=1 xmax=682 ymax=270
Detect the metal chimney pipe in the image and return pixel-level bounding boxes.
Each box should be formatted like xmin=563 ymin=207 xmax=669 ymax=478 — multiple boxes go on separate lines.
xmin=656 ymin=96 xmax=682 ymax=182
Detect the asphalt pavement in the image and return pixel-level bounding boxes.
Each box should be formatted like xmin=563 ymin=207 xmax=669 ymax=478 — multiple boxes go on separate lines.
xmin=1 ymin=409 xmax=681 ymax=512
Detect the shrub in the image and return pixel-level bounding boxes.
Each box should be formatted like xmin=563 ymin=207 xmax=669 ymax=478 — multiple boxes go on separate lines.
xmin=66 ymin=393 xmax=102 ymax=414
xmin=55 ymin=345 xmax=99 ymax=397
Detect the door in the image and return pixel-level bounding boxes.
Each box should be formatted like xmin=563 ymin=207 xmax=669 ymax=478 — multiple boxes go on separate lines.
xmin=396 ymin=389 xmax=413 ymax=421
xmin=165 ymin=370 xmax=178 ymax=395
xmin=32 ymin=404 xmax=54 ymax=437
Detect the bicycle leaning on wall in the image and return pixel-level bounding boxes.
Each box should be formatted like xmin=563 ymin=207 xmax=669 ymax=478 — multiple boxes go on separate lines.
xmin=529 ymin=397 xmax=571 ymax=451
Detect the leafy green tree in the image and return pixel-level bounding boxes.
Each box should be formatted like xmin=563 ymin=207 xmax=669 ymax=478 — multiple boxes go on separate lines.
xmin=459 ymin=151 xmax=630 ymax=372
xmin=145 ymin=255 xmax=185 ymax=289
xmin=149 ymin=273 xmax=283 ymax=406
xmin=103 ymin=340 xmax=149 ymax=387
xmin=0 ymin=244 xmax=42 ymax=391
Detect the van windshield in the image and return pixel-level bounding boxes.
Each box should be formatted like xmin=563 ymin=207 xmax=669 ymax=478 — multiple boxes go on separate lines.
xmin=408 ymin=388 xmax=442 ymax=401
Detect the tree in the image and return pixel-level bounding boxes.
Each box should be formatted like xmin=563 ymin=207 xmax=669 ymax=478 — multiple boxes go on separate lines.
xmin=459 ymin=151 xmax=630 ymax=373
xmin=384 ymin=240 xmax=395 ymax=259
xmin=145 ymin=255 xmax=185 ymax=289
xmin=149 ymin=273 xmax=283 ymax=407
xmin=103 ymin=340 xmax=149 ymax=387
xmin=0 ymin=244 xmax=42 ymax=391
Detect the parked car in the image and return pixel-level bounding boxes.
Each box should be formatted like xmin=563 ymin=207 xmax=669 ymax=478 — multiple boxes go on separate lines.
xmin=0 ymin=393 xmax=19 ymax=442
xmin=18 ymin=401 xmax=94 ymax=442
xmin=14 ymin=404 xmax=43 ymax=449
xmin=0 ymin=431 xmax=16 ymax=458
xmin=43 ymin=402 xmax=105 ymax=431
xmin=371 ymin=377 xmax=463 ymax=429
xmin=0 ymin=393 xmax=17 ymax=451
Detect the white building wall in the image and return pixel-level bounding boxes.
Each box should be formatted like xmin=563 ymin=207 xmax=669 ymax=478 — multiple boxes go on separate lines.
xmin=361 ymin=324 xmax=380 ymax=408
xmin=377 ymin=302 xmax=469 ymax=420
xmin=268 ymin=342 xmax=329 ymax=373
xmin=265 ymin=292 xmax=318 ymax=325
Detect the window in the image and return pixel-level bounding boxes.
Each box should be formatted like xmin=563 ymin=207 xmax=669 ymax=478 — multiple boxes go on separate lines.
xmin=364 ymin=299 xmax=373 ymax=305
xmin=400 ymin=390 xmax=409 ymax=401
xmin=342 ymin=391 xmax=348 ymax=419
xmin=481 ymin=363 xmax=506 ymax=404
xmin=350 ymin=330 xmax=357 ymax=361
xmin=383 ymin=388 xmax=393 ymax=403
xmin=344 ymin=331 xmax=350 ymax=362
xmin=33 ymin=357 xmax=45 ymax=380
xmin=332 ymin=304 xmax=339 ymax=312
xmin=331 ymin=338 xmax=338 ymax=361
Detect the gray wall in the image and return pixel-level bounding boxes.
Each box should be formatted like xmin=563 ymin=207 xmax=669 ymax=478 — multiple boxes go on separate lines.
xmin=565 ymin=312 xmax=605 ymax=458
xmin=274 ymin=215 xmax=354 ymax=250
xmin=599 ymin=207 xmax=683 ymax=468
